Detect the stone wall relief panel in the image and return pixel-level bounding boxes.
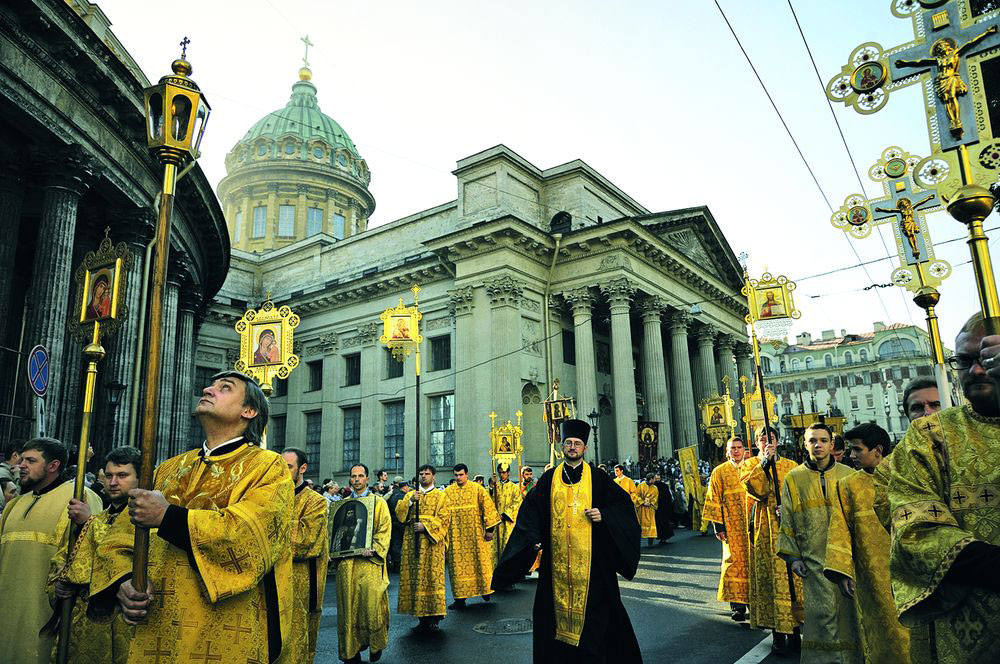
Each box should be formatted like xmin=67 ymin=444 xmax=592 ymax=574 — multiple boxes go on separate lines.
xmin=521 ymin=317 xmax=541 ymax=356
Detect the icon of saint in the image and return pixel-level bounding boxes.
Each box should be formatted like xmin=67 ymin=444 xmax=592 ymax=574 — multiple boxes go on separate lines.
xmin=710 ymin=406 xmax=724 ymax=426
xmin=253 ymin=328 xmax=281 ymax=365
xmin=759 ymin=290 xmax=784 ymax=319
xmin=86 ymin=273 xmax=112 ymax=321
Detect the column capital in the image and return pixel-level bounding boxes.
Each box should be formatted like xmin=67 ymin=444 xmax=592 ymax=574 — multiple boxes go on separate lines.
xmin=117 ymin=207 xmax=156 ymax=247
xmin=715 ymin=334 xmax=737 ymax=352
xmin=695 ymin=324 xmax=717 ymax=346
xmin=448 ymin=286 xmax=475 ymax=317
xmin=359 ymin=321 xmax=380 ymax=346
xmin=485 ymin=276 xmax=524 ymax=308
xmin=735 ymin=342 xmax=754 ymax=360
xmin=665 ymin=309 xmax=691 ymax=332
xmin=561 ymin=286 xmax=595 ymax=313
xmin=35 ymin=144 xmax=97 ymax=196
xmin=600 ymin=277 xmax=636 ymax=306
xmin=638 ymin=295 xmax=666 ymax=322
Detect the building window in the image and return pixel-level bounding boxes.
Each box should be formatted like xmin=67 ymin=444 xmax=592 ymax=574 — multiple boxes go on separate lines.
xmin=345 ymin=353 xmax=361 ymax=386
xmin=307 ymin=359 xmax=323 ymax=391
xmin=866 ymin=395 xmax=874 ymax=408
xmin=386 ymin=349 xmax=404 ymax=379
xmin=847 ymin=374 xmax=856 ymax=387
xmin=878 ymin=338 xmax=916 ymax=359
xmin=844 ymin=351 xmax=853 ymax=365
xmin=284 ymin=142 xmax=296 ymax=155
xmin=278 ymin=205 xmax=295 ymax=236
xmin=892 ymin=366 xmax=903 ymax=380
xmin=273 ymin=378 xmax=287 ymax=397
xmin=824 ymin=354 xmax=833 ymax=368
xmin=257 ymin=143 xmax=268 ymax=156
xmin=791 ymin=358 xmax=800 ymax=371
xmin=596 ymin=341 xmax=611 ymax=374
xmin=306 ymin=207 xmax=323 ymax=236
xmin=762 ymin=356 xmax=772 ymax=374
xmin=851 ymin=397 xmax=859 ymax=410
xmin=562 ymin=330 xmax=576 ymax=366
xmin=430 ymin=394 xmax=455 ymax=467
xmin=305 ymin=412 xmax=321 ymax=476
xmin=234 ymin=210 xmax=243 ymax=241
xmin=333 ymin=213 xmax=346 ymax=240
xmin=431 ymin=336 xmax=451 ymax=372
xmin=270 ymin=415 xmax=286 ymax=452
xmin=252 ymin=206 xmax=266 ymax=238
xmin=194 ymin=366 xmax=216 ymax=394
xmin=860 ymin=349 xmax=868 ymax=362
xmin=805 ymin=357 xmax=814 ymax=369
xmin=384 ymin=401 xmax=404 ymax=472
xmin=342 ymin=406 xmax=361 ymax=470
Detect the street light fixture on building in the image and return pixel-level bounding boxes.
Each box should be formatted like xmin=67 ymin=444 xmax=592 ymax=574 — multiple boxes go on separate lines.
xmin=587 ymin=408 xmax=601 ymax=465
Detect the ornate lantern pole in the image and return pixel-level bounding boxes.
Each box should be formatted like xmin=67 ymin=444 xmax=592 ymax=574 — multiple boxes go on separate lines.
xmin=133 ymin=38 xmax=210 ymax=593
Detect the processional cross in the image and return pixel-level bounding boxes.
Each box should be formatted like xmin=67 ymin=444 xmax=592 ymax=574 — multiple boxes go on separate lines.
xmin=301 ymin=35 xmax=314 ymax=68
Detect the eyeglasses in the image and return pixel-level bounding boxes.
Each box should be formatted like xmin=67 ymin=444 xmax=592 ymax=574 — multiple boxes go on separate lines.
xmin=947 ymin=355 xmax=982 ymax=371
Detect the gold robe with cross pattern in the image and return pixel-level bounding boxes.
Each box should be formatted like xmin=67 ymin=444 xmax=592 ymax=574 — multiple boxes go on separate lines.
xmin=0 ymin=480 xmax=101 ymax=664
xmin=445 ymin=481 xmax=501 ymax=599
xmin=889 ymin=405 xmax=1000 ymax=664
xmin=395 ymin=487 xmax=450 ymax=617
xmin=703 ymin=459 xmax=750 ymax=604
xmin=285 ymin=483 xmax=329 ymax=664
xmin=492 ymin=479 xmax=522 ymax=566
xmin=88 ymin=443 xmax=294 ymax=664
xmin=778 ymin=461 xmax=861 ymax=663
xmin=636 ymin=483 xmax=658 ymax=539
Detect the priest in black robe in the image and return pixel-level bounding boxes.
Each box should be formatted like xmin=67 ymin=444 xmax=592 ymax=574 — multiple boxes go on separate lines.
xmin=492 ymin=419 xmax=642 ymax=663
xmin=653 ymin=473 xmax=674 ymax=543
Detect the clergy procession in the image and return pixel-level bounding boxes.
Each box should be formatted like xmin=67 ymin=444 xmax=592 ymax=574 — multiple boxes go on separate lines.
xmin=3 ymin=0 xmax=1000 ymax=662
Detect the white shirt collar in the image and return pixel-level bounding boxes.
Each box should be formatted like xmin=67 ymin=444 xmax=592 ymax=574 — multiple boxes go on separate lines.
xmin=202 ymin=436 xmax=244 ymax=456
xmin=419 ymin=483 xmax=435 ymax=493
xmin=352 ymin=488 xmax=371 ymax=498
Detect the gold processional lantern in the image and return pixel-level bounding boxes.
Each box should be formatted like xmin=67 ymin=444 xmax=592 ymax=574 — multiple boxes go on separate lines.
xmin=143 ymin=41 xmax=210 ymax=165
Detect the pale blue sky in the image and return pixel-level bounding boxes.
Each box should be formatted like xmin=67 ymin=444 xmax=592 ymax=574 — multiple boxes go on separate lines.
xmin=97 ymin=0 xmax=998 ymax=346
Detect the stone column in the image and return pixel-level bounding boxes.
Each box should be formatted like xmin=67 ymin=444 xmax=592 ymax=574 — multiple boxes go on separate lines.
xmin=24 ymin=148 xmax=93 ymax=436
xmin=601 ymin=278 xmax=638 ymax=463
xmin=173 ymin=288 xmax=197 ymax=457
xmin=695 ymin=324 xmax=719 ymax=400
xmin=562 ymin=287 xmax=598 ymax=450
xmin=155 ymin=278 xmax=180 ymax=462
xmin=667 ymin=311 xmax=699 ymax=448
xmin=359 ymin=322 xmax=380 ymax=471
xmin=266 ymin=183 xmax=279 ymax=237
xmin=716 ymin=334 xmax=738 ymax=394
xmin=296 ymin=184 xmax=308 ymax=236
xmin=450 ymin=286 xmax=479 ymax=470
xmin=639 ymin=296 xmax=671 ymax=450
xmin=0 ymin=160 xmax=24 ymax=346
xmin=486 ymin=276 xmax=524 ymax=427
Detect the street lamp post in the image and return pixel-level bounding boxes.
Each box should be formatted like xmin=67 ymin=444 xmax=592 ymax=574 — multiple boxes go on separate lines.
xmin=133 ymin=39 xmax=210 ymax=593
xmin=587 ymin=408 xmax=601 ymax=465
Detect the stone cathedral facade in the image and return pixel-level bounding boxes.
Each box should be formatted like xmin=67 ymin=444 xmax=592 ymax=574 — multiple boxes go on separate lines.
xmin=192 ymin=67 xmax=752 ymax=481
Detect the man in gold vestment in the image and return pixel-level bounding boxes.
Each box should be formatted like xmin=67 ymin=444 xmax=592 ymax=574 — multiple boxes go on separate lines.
xmin=778 ymin=423 xmax=861 ymax=663
xmin=637 ymin=474 xmax=658 ymax=543
xmin=612 ymin=464 xmax=638 ymax=506
xmin=823 ymin=423 xmax=910 ymax=663
xmin=89 ymin=371 xmax=294 ymax=664
xmin=703 ymin=435 xmax=750 ymax=622
xmin=50 ymin=446 xmax=141 ymax=664
xmin=741 ymin=425 xmax=803 ymax=656
xmin=332 ymin=463 xmax=390 ymax=663
xmin=492 ymin=462 xmax=522 ymax=568
xmin=0 ymin=438 xmax=101 ymax=664
xmin=396 ymin=463 xmax=450 ymax=632
xmin=889 ymin=313 xmax=1000 ymax=663
xmin=281 ymin=448 xmax=329 ymax=664
xmin=445 ymin=463 xmax=500 ymax=607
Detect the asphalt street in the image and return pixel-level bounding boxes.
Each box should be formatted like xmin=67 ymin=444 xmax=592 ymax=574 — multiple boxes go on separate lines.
xmin=316 ymin=527 xmax=798 ymax=663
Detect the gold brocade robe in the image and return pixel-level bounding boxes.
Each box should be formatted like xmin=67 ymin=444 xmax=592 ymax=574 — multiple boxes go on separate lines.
xmin=445 ymin=481 xmax=501 ymax=599
xmin=0 ymin=481 xmax=101 ymax=664
xmin=287 ymin=485 xmax=329 ymax=664
xmin=335 ymin=494 xmax=390 ymax=661
xmin=613 ymin=475 xmax=638 ymax=507
xmin=889 ymin=405 xmax=1000 ymax=664
xmin=778 ymin=462 xmax=861 ymax=663
xmin=741 ymin=456 xmax=803 ymax=634
xmin=636 ymin=483 xmax=658 ymax=539
xmin=89 ymin=444 xmax=294 ymax=664
xmin=823 ymin=468 xmax=910 ymax=664
xmin=550 ymin=462 xmax=593 ymax=646
xmin=395 ymin=488 xmax=450 ymax=617
xmin=48 ymin=504 xmax=132 ymax=664
xmin=493 ymin=480 xmax=522 ymax=566
xmin=703 ymin=460 xmax=750 ymax=604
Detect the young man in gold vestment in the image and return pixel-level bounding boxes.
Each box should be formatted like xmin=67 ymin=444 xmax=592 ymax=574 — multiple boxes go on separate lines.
xmin=823 ymin=423 xmax=910 ymax=663
xmin=281 ymin=447 xmax=329 ymax=664
xmin=332 ymin=463 xmax=390 ymax=663
xmin=492 ymin=462 xmax=522 ymax=568
xmin=445 ymin=463 xmax=501 ymax=608
xmin=889 ymin=313 xmax=1000 ymax=664
xmin=87 ymin=371 xmax=294 ymax=664
xmin=49 ymin=445 xmax=141 ymax=664
xmin=741 ymin=425 xmax=804 ymax=656
xmin=637 ymin=474 xmax=658 ymax=544
xmin=396 ymin=463 xmax=450 ymax=632
xmin=778 ymin=423 xmax=861 ymax=663
xmin=493 ymin=419 xmax=642 ymax=662
xmin=0 ymin=438 xmax=101 ymax=664
xmin=612 ymin=464 xmax=638 ymax=506
xmin=703 ymin=435 xmax=751 ymax=622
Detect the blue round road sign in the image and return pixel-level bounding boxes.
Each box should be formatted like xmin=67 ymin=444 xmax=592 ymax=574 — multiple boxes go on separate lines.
xmin=27 ymin=345 xmax=49 ymax=398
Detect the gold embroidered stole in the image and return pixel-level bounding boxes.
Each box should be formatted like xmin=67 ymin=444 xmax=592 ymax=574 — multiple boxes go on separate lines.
xmin=550 ymin=462 xmax=593 ymax=646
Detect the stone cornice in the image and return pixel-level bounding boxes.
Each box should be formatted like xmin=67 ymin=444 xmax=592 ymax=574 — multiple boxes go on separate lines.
xmin=291 ymin=261 xmax=449 ymax=315
xmin=423 ymin=215 xmax=559 ymax=267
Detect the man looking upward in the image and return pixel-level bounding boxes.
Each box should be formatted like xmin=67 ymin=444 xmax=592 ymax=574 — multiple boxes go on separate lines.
xmin=493 ymin=419 xmax=642 ymax=661
xmin=703 ymin=436 xmax=751 ymax=622
xmin=777 ymin=423 xmax=861 ymax=662
xmin=281 ymin=447 xmax=329 ymax=664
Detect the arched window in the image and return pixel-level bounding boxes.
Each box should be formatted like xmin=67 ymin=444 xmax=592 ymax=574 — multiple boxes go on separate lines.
xmin=791 ymin=358 xmax=800 ymax=370
xmin=521 ymin=383 xmax=541 ymax=405
xmin=762 ymin=356 xmax=772 ymax=374
xmin=780 ymin=361 xmax=786 ymax=373
xmin=878 ymin=338 xmax=916 ymax=359
xmin=805 ymin=357 xmax=814 ymax=369
xmin=824 ymin=354 xmax=833 ymax=368
xmin=844 ymin=351 xmax=853 ymax=365
xmin=859 ymin=349 xmax=868 ymax=362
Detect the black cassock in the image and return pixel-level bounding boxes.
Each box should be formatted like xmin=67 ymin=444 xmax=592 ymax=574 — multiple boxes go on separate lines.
xmin=653 ymin=480 xmax=674 ymax=541
xmin=492 ymin=463 xmax=642 ymax=663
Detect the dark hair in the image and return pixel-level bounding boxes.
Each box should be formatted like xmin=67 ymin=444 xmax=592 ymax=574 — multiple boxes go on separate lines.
xmin=209 ymin=371 xmax=269 ymax=445
xmin=844 ymin=422 xmax=892 ymax=455
xmin=350 ymin=463 xmax=369 ymax=477
xmin=902 ymin=378 xmax=938 ymax=413
xmin=833 ymin=435 xmax=845 ymax=452
xmin=645 ymin=473 xmax=655 ymax=482
xmin=283 ymin=447 xmax=308 ymax=467
xmin=4 ymin=439 xmax=23 ymax=458
xmin=418 ymin=464 xmax=436 ymax=475
xmin=103 ymin=446 xmax=142 ymax=474
xmin=805 ymin=422 xmax=834 ymax=438
xmin=453 ymin=463 xmax=469 ymax=474
xmin=614 ymin=464 xmax=625 ymax=471
xmin=754 ymin=425 xmax=780 ymax=441
xmin=21 ymin=437 xmax=68 ymax=472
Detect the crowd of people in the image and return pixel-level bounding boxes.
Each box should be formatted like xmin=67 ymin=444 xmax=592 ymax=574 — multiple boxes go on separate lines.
xmin=0 ymin=312 xmax=997 ymax=663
